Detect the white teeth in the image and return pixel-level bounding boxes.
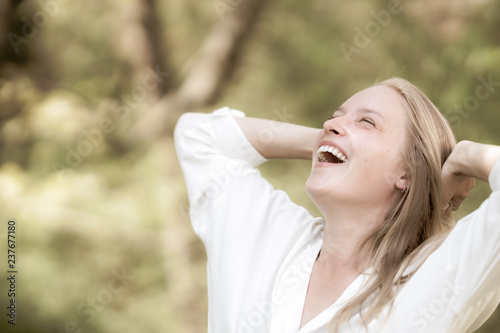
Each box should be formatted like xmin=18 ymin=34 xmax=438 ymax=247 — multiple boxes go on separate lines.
xmin=316 ymin=145 xmax=347 ymax=162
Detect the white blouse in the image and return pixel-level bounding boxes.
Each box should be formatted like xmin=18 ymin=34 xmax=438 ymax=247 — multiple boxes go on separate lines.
xmin=174 ymin=107 xmax=500 ymax=333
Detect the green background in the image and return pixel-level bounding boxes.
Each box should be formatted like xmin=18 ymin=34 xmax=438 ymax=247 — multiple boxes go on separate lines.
xmin=0 ymin=0 xmax=499 ymax=332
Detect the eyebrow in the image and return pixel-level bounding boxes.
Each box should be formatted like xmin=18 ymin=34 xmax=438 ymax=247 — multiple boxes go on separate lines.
xmin=336 ymin=106 xmax=385 ymax=120
xmin=360 ymin=108 xmax=385 ymax=120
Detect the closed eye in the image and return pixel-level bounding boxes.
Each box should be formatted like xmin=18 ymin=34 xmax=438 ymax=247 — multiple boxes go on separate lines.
xmin=362 ymin=118 xmax=375 ymax=126
xmin=329 ymin=114 xmax=376 ymax=127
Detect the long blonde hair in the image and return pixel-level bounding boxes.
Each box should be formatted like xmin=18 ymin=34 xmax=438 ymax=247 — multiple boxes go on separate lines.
xmin=329 ymin=77 xmax=457 ymax=331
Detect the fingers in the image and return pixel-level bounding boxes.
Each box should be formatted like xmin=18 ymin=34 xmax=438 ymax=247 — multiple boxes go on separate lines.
xmin=440 ymin=141 xmax=478 ymax=213
xmin=442 ymin=174 xmax=476 ymax=211
xmin=450 ymin=196 xmax=464 ymax=211
xmin=441 ymin=196 xmax=464 ymax=213
xmin=441 ymin=198 xmax=463 ymax=212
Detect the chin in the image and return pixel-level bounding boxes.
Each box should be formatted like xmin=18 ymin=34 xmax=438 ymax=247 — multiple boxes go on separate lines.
xmin=306 ymin=177 xmax=337 ymax=203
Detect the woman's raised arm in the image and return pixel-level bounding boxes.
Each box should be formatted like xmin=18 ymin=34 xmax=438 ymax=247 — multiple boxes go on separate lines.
xmin=452 ymin=141 xmax=500 ymax=182
xmin=442 ymin=140 xmax=500 ymax=208
xmin=235 ymin=117 xmax=321 ymax=160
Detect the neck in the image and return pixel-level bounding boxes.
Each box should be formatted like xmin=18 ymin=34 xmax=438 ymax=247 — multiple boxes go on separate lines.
xmin=317 ymin=202 xmax=388 ymax=273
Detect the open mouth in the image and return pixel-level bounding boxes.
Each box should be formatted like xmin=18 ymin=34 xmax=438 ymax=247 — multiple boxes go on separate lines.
xmin=317 ymin=145 xmax=347 ymax=164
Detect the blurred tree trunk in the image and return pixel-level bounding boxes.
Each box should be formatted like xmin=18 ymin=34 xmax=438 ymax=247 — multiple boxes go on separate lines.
xmin=168 ymin=0 xmax=269 ymax=111
xmin=142 ymin=0 xmax=173 ymax=95
xmin=0 ymin=0 xmax=30 ymax=66
xmin=117 ymin=0 xmax=172 ymax=104
xmin=0 ymin=1 xmax=13 ymax=63
xmin=129 ymin=0 xmax=270 ymax=142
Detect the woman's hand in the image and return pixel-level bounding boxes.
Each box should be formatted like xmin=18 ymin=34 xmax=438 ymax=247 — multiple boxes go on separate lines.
xmin=441 ymin=141 xmax=476 ymax=210
xmin=441 ymin=140 xmax=500 ymax=210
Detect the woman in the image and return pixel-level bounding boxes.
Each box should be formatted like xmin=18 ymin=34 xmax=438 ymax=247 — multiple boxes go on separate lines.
xmin=174 ymin=78 xmax=500 ymax=332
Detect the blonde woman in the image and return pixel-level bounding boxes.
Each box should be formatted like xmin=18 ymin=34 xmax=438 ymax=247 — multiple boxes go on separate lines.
xmin=175 ymin=78 xmax=500 ymax=332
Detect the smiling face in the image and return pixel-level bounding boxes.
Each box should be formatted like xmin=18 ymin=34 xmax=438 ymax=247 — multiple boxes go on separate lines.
xmin=310 ymin=78 xmax=460 ymax=333
xmin=306 ymin=85 xmax=409 ymax=214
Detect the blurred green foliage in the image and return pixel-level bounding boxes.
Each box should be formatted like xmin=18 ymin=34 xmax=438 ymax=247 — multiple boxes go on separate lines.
xmin=0 ymin=0 xmax=499 ymax=332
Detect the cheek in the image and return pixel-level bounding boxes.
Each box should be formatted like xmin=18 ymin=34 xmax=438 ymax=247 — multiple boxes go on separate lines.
xmin=358 ymin=150 xmax=400 ymax=183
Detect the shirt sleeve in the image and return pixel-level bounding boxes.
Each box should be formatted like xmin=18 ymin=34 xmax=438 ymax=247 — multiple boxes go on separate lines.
xmin=175 ymin=108 xmax=321 ymax=331
xmin=445 ymin=157 xmax=500 ymax=330
xmin=174 ymin=106 xmax=317 ymax=238
xmin=174 ymin=106 xmax=317 ymax=265
xmin=392 ymin=158 xmax=500 ymax=333
xmin=175 ymin=107 xmax=263 ymax=234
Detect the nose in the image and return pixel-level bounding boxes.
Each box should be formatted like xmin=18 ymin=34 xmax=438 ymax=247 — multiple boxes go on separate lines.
xmin=323 ymin=117 xmax=346 ymax=136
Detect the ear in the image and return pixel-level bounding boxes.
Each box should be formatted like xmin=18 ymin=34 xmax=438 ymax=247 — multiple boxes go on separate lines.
xmin=395 ymin=175 xmax=409 ymax=192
